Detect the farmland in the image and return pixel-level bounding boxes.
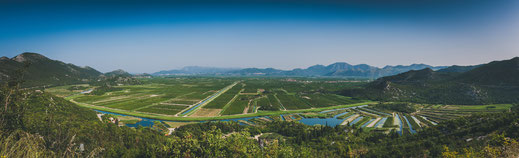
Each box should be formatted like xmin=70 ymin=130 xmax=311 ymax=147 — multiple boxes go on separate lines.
xmin=48 ymin=77 xmax=370 ymax=120
xmin=203 ymin=102 xmax=513 ymax=137
xmin=46 ymin=76 xmax=513 ymax=137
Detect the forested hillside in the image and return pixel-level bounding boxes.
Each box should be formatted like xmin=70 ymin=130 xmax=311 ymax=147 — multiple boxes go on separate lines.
xmin=0 ymin=53 xmax=101 ymax=87
xmin=340 ymin=57 xmax=519 ymax=104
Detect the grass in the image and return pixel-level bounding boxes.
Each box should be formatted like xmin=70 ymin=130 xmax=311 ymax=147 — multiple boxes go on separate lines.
xmin=191 ymin=108 xmax=222 ymax=117
xmin=383 ymin=117 xmax=395 ymax=128
xmin=45 ymin=84 xmax=92 ymax=97
xmin=137 ymin=104 xmax=187 ymax=115
xmin=115 ymin=115 xmax=142 ymax=125
xmin=452 ymin=104 xmax=513 ymax=110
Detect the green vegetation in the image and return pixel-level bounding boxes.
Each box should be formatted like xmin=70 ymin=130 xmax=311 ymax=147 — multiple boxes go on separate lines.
xmin=2 ymin=67 xmax=519 ymax=157
xmin=137 ymin=104 xmax=187 ymax=115
xmin=383 ymin=117 xmax=395 ymax=128
xmin=341 ymin=58 xmax=519 ymax=105
xmin=49 ymin=77 xmax=367 ymax=120
xmin=89 ymin=85 xmax=122 ymax=95
xmin=302 ymin=94 xmax=357 ymax=107
xmin=373 ymin=102 xmax=416 ymax=113
xmin=222 ymin=95 xmax=250 ymax=115
xmin=455 ymin=104 xmax=513 ymax=110
xmin=256 ymin=96 xmax=277 ymax=111
xmin=204 ymin=84 xmax=241 ymax=109
xmin=45 ymin=84 xmax=93 ymax=97
xmin=276 ymin=94 xmax=311 ymax=109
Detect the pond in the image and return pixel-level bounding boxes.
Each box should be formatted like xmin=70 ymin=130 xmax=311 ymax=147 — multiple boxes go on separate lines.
xmin=297 ymin=111 xmax=349 ymax=127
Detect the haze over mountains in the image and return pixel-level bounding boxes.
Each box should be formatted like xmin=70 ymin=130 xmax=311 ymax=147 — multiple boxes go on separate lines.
xmin=153 ymin=63 xmax=448 ymax=78
xmin=0 ymin=53 xmax=136 ymax=87
xmin=1 ymin=52 xmax=515 ymax=90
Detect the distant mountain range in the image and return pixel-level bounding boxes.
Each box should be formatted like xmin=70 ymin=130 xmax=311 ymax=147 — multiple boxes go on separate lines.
xmin=2 ymin=52 xmax=513 ymax=92
xmin=153 ymin=63 xmax=448 ymax=78
xmin=153 ymin=66 xmax=241 ymax=76
xmin=342 ymin=57 xmax=519 ymax=104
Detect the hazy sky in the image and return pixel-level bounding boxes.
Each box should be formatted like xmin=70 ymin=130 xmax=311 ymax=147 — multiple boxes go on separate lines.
xmin=1 ymin=0 xmax=518 ymax=73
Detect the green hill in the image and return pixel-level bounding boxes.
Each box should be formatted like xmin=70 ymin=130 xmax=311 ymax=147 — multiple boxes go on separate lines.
xmin=0 ymin=52 xmax=102 ymax=87
xmin=104 ymin=69 xmax=132 ymax=77
xmin=341 ymin=57 xmax=519 ymax=104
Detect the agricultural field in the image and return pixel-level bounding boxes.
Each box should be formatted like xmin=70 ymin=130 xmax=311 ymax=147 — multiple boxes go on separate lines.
xmin=203 ymin=85 xmax=242 ymax=109
xmin=217 ymin=102 xmax=514 ymax=137
xmin=49 ymin=77 xmax=370 ymax=119
xmin=221 ymin=95 xmax=251 ymax=115
xmin=47 ymin=76 xmax=513 ymax=136
xmin=276 ymin=94 xmax=312 ymax=109
xmin=45 ymin=84 xmax=93 ymax=97
xmin=137 ymin=104 xmax=188 ymax=115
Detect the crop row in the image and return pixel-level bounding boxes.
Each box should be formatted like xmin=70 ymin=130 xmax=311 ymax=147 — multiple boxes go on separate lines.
xmin=222 ymin=95 xmax=250 ymax=115
xmin=276 ymin=94 xmax=312 ymax=110
xmin=137 ymin=105 xmax=186 ymax=115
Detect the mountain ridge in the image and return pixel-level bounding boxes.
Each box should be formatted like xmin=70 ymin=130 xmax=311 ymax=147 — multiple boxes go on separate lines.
xmin=153 ymin=62 xmax=448 ymax=78
xmin=342 ymin=56 xmax=519 ymax=104
xmin=0 ymin=52 xmax=103 ymax=87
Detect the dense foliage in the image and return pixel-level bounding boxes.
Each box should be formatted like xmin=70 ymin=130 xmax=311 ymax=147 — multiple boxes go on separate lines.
xmin=0 ymin=53 xmax=101 ymax=88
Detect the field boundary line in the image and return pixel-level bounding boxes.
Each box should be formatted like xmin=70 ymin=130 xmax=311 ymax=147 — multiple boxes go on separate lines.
xmin=273 ymin=94 xmax=286 ymax=110
xmin=181 ymin=81 xmax=239 ymax=116
xmin=133 ymin=92 xmax=196 ymax=111
xmin=219 ymin=89 xmax=244 ymax=115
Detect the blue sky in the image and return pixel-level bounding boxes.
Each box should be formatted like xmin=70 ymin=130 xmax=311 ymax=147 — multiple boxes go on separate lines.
xmin=1 ymin=0 xmax=518 ymax=73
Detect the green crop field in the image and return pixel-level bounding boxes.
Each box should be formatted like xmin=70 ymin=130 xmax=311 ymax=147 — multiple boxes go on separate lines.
xmin=222 ymin=95 xmax=251 ymax=115
xmin=302 ymin=94 xmax=357 ymax=107
xmin=276 ymin=94 xmax=312 ymax=109
xmin=453 ymin=104 xmax=513 ymax=110
xmin=137 ymin=104 xmax=187 ymax=115
xmin=204 ymin=85 xmax=242 ymax=109
xmin=49 ymin=77 xmax=372 ymax=119
xmin=256 ymin=96 xmax=278 ymax=111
